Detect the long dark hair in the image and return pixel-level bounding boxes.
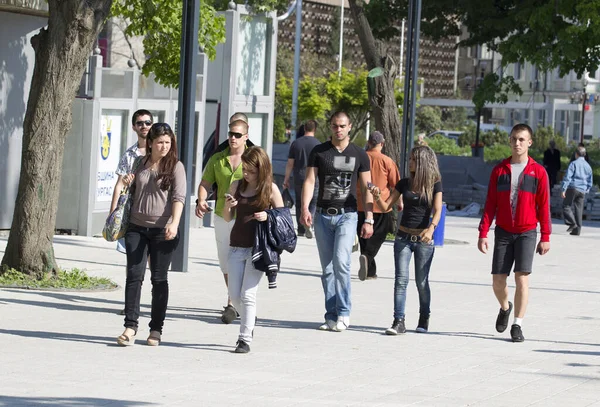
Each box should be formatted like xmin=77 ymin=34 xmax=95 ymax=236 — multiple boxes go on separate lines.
xmin=240 ymin=146 xmax=272 ymax=209
xmin=146 ymin=123 xmax=178 ymax=191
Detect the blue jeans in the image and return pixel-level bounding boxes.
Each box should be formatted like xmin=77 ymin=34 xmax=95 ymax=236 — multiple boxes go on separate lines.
xmin=314 ymin=211 xmax=358 ymax=320
xmin=393 ymin=236 xmax=435 ymax=320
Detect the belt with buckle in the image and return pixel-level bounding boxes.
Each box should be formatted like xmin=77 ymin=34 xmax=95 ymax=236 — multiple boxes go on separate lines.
xmin=316 ymin=207 xmax=355 ymax=216
xmin=396 ymin=230 xmax=422 ymax=242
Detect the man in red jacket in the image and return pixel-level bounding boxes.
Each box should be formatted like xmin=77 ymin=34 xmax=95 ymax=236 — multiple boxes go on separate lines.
xmin=478 ymin=124 xmax=551 ymax=343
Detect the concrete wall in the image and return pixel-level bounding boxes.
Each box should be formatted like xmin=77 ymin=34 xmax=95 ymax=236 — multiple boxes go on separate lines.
xmin=0 ymin=11 xmax=46 ymax=229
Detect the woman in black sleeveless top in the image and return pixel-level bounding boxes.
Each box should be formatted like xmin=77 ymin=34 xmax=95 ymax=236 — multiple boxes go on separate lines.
xmin=370 ymin=146 xmax=443 ymax=335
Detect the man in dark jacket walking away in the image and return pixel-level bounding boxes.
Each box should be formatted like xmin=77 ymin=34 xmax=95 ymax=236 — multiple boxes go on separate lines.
xmin=542 ymin=140 xmax=561 ymax=187
xmin=478 ymin=124 xmax=551 ymax=343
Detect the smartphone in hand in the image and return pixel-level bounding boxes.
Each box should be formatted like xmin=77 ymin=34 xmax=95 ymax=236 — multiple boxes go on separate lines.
xmin=367 ymin=182 xmax=374 ymax=189
xmin=224 ymin=193 xmax=234 ymax=201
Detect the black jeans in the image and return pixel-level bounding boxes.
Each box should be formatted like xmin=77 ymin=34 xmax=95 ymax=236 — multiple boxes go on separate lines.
xmin=124 ymin=224 xmax=179 ymax=333
xmin=294 ymin=181 xmax=317 ymax=235
xmin=563 ymin=188 xmax=585 ymax=232
xmin=357 ymin=211 xmax=392 ymax=277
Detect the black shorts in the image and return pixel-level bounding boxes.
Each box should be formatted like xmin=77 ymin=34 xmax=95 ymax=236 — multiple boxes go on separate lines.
xmin=491 ymin=227 xmax=537 ymax=275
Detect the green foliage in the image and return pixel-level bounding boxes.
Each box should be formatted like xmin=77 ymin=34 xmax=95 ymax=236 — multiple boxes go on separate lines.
xmin=273 ymin=116 xmax=288 ymax=144
xmin=472 ymin=74 xmax=523 ymax=112
xmin=532 ymin=126 xmax=568 ymax=152
xmin=458 ymin=124 xmax=509 ymax=147
xmin=441 ymin=106 xmax=468 ymax=131
xmin=111 ymin=0 xmax=226 ymax=87
xmin=427 ymin=135 xmax=469 ymax=156
xmin=0 ymin=268 xmax=117 ymax=290
xmin=484 ymin=144 xmax=512 ymax=162
xmin=415 ymin=106 xmax=443 ymax=135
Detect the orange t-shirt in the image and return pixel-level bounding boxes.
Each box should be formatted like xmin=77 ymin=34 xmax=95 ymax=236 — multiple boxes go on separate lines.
xmin=357 ymin=149 xmax=400 ymax=213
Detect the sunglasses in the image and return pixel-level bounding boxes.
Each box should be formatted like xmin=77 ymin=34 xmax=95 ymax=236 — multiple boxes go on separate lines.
xmin=228 ymin=131 xmax=245 ymax=139
xmin=135 ymin=120 xmax=153 ymax=127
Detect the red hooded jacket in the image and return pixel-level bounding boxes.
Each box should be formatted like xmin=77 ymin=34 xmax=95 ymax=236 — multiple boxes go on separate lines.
xmin=479 ymin=156 xmax=551 ymax=242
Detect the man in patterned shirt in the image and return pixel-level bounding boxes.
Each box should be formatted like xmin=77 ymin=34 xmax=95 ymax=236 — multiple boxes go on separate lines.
xmin=110 ymin=109 xmax=153 ymax=314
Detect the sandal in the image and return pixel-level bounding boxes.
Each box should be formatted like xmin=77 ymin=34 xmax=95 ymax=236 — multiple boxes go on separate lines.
xmin=117 ymin=328 xmax=136 ymax=346
xmin=147 ymin=331 xmax=161 ymax=346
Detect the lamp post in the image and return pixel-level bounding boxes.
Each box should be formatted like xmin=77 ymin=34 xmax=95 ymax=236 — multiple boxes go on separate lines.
xmin=569 ymin=78 xmax=600 ymax=144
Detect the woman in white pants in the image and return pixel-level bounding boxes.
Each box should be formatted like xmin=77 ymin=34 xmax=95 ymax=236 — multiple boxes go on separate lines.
xmin=223 ymin=146 xmax=283 ymax=353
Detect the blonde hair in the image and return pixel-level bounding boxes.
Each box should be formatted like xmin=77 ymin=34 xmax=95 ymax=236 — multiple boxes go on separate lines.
xmin=409 ymin=145 xmax=441 ymax=206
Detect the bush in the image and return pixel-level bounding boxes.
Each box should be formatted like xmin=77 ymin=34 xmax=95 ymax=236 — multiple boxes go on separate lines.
xmin=484 ymin=144 xmax=512 ymax=162
xmin=458 ymin=124 xmax=509 ymax=147
xmin=273 ymin=116 xmax=288 ymax=144
xmin=533 ymin=126 xmax=567 ymax=151
xmin=427 ymin=135 xmax=469 ymax=156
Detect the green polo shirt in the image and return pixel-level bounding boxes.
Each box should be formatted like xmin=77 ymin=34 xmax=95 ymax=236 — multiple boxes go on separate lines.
xmin=202 ymin=147 xmax=244 ymax=218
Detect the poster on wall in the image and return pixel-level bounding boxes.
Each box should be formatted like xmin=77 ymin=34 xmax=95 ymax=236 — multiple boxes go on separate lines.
xmin=96 ymin=114 xmax=123 ymax=202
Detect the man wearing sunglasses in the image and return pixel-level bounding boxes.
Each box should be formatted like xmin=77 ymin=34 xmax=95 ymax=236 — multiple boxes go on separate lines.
xmin=110 ymin=109 xmax=153 ymax=314
xmin=196 ymin=113 xmax=251 ymax=324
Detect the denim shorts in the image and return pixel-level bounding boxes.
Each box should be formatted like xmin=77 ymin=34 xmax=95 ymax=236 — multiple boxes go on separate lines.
xmin=491 ymin=227 xmax=537 ymax=275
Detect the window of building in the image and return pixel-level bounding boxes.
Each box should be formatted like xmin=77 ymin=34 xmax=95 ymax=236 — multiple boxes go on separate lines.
xmin=514 ymin=62 xmax=521 ymax=80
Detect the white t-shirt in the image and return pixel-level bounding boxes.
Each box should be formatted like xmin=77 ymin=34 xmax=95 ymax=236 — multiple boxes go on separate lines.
xmin=510 ymin=162 xmax=526 ymax=217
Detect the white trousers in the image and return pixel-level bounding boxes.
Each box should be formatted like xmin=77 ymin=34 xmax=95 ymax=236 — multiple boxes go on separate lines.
xmin=214 ymin=215 xmax=234 ymax=274
xmin=228 ymin=247 xmax=263 ymax=344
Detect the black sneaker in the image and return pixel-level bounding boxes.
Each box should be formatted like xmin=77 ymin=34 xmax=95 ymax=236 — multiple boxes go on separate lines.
xmin=510 ymin=324 xmax=525 ymax=342
xmin=385 ymin=318 xmax=406 ymax=335
xmin=234 ymin=339 xmax=250 ymax=353
xmin=566 ymin=224 xmax=576 ymax=233
xmin=416 ymin=314 xmax=429 ymax=333
xmin=495 ymin=301 xmax=513 ymax=333
xmin=570 ymin=228 xmax=580 ymax=236
xmin=221 ymin=305 xmax=238 ymax=324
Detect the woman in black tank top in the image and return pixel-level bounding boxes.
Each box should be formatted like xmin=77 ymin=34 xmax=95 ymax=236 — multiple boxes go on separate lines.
xmin=222 ymin=147 xmax=284 ymax=353
xmin=369 ymin=146 xmax=443 ymax=336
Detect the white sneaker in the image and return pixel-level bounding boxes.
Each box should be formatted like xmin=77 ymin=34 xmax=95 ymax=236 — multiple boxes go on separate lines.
xmin=305 ymin=227 xmax=314 ymax=239
xmin=318 ymin=320 xmax=336 ymax=331
xmin=335 ymin=316 xmax=350 ymax=332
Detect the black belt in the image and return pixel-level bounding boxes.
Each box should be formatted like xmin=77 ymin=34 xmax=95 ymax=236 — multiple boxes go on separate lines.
xmin=316 ymin=207 xmax=356 ymax=216
xmin=396 ymin=230 xmax=422 ymax=242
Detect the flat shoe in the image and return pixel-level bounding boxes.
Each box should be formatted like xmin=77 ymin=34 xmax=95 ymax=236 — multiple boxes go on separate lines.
xmin=147 ymin=331 xmax=161 ymax=346
xmin=117 ymin=331 xmax=136 ymax=346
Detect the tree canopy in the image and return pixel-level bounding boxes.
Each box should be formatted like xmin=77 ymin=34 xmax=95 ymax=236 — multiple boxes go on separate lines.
xmin=111 ymin=0 xmax=288 ymax=87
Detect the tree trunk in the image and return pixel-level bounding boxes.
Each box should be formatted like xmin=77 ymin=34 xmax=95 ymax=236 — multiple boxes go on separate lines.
xmin=1 ymin=0 xmax=112 ymax=278
xmin=348 ymin=0 xmax=404 ymax=170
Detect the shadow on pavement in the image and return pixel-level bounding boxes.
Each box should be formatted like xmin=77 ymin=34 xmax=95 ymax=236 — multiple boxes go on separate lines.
xmin=0 ymin=329 xmax=117 ymax=346
xmin=428 ymin=330 xmax=600 ymax=348
xmin=0 ymin=396 xmax=155 ymax=407
xmin=534 ymin=349 xmax=600 ymax=357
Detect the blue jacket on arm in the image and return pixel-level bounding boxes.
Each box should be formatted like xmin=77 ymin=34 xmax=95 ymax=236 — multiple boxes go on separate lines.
xmin=252 ymin=207 xmax=297 ymax=288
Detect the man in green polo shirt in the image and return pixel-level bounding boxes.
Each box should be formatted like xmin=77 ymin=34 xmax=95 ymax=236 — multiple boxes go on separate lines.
xmin=196 ymin=113 xmax=249 ymax=323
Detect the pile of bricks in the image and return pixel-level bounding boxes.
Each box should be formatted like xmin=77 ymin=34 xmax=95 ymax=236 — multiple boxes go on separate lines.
xmin=444 ymin=184 xmax=487 ymax=211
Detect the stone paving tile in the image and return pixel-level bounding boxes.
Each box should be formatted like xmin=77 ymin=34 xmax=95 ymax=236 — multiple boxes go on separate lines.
xmin=1 ymin=217 xmax=599 ymax=407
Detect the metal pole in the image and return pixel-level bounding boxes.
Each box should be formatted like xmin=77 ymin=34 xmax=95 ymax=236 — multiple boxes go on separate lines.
xmin=581 ymin=92 xmax=586 ymax=143
xmin=400 ymin=0 xmax=415 ymax=176
xmin=290 ymin=0 xmax=302 ymax=142
xmin=407 ymin=0 xmax=422 ymax=154
xmin=171 ymin=0 xmax=200 ymax=272
xmin=338 ymin=0 xmax=344 ymax=77
xmin=399 ymin=19 xmax=405 ymax=77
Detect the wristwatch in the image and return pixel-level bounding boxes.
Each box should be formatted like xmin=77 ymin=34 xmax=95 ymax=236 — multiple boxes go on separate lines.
xmin=364 ymin=218 xmax=375 ymax=225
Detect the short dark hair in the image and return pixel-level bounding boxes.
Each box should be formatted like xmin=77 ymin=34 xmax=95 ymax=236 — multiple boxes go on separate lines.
xmin=329 ymin=111 xmax=352 ymax=124
xmin=304 ymin=120 xmax=318 ymax=132
xmin=132 ymin=109 xmax=153 ymax=125
xmin=510 ymin=123 xmax=533 ymax=139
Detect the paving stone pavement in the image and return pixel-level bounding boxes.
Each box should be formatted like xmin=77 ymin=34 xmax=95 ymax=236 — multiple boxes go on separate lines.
xmin=1 ymin=216 xmax=599 ymax=407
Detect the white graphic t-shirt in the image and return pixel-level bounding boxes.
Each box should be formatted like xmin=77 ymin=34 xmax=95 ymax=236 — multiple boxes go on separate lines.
xmin=510 ymin=162 xmax=526 ymax=218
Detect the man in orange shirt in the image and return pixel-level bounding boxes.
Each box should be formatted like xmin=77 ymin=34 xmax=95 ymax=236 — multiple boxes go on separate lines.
xmin=356 ymin=131 xmax=401 ymax=280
